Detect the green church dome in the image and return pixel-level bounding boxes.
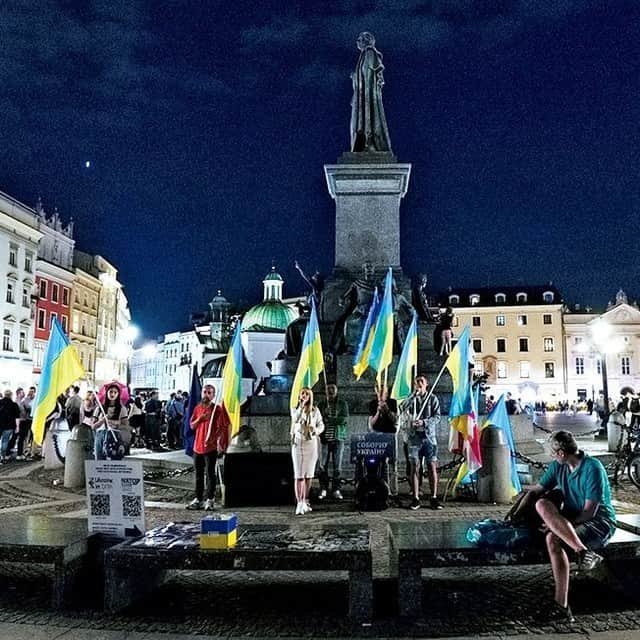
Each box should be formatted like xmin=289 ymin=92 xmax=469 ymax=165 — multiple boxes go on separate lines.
xmin=263 ymin=267 xmax=283 ymax=281
xmin=242 ymin=299 xmax=296 ymax=333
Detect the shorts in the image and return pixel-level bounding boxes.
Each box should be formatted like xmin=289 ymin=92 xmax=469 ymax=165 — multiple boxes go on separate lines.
xmin=574 ymin=518 xmax=614 ymax=550
xmin=407 ymin=439 xmax=438 ymax=464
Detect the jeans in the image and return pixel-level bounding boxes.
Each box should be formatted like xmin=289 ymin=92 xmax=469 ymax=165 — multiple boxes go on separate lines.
xmin=7 ymin=420 xmax=30 ymax=457
xmin=1 ymin=429 xmax=14 ymax=458
xmin=319 ymin=440 xmax=344 ymax=492
xmin=145 ymin=416 xmax=161 ymax=447
xmin=194 ymin=451 xmax=218 ymax=501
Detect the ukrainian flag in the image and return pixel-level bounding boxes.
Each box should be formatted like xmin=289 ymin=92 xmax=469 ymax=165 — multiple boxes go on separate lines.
xmin=290 ymin=299 xmax=324 ymax=410
xmin=353 ymin=287 xmax=380 ymax=380
xmin=221 ymin=321 xmax=244 ymax=439
xmin=482 ymin=394 xmax=522 ymax=495
xmin=391 ymin=310 xmax=417 ymax=402
xmin=32 ymin=317 xmax=85 ymax=445
xmin=368 ymin=268 xmax=394 ymax=382
xmin=445 ymin=325 xmax=482 ymax=477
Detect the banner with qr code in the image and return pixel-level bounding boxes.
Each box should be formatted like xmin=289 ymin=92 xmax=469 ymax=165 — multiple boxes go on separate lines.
xmin=85 ymin=460 xmax=145 ymax=537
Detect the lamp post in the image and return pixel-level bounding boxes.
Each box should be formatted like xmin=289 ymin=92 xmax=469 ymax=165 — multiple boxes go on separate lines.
xmin=590 ymin=319 xmax=612 ymax=435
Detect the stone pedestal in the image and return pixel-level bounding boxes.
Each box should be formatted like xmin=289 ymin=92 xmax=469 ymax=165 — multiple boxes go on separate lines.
xmin=324 ymin=157 xmax=411 ymax=273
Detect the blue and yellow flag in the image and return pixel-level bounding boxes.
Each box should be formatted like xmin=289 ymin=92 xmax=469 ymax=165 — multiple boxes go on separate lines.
xmin=368 ymin=268 xmax=394 ymax=382
xmin=290 ymin=298 xmax=324 ymax=410
xmin=32 ymin=317 xmax=85 ymax=445
xmin=483 ymin=394 xmax=522 ymax=495
xmin=445 ymin=325 xmax=482 ymax=478
xmin=221 ymin=321 xmax=244 ymax=439
xmin=353 ymin=287 xmax=380 ymax=380
xmin=391 ymin=310 xmax=417 ymax=403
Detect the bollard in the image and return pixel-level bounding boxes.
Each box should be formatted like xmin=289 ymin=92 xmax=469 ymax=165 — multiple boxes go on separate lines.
xmin=477 ymin=426 xmax=512 ymax=504
xmin=64 ymin=425 xmax=94 ymax=488
xmin=607 ymin=411 xmax=625 ymax=453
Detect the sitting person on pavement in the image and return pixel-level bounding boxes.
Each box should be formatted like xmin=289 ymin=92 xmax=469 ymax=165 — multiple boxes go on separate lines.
xmin=509 ymin=430 xmax=616 ymax=623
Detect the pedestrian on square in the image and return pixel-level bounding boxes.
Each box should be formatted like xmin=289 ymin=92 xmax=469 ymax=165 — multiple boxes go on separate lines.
xmin=317 ymin=383 xmax=349 ymax=501
xmin=439 ymin=306 xmax=454 ymax=355
xmin=0 ymin=389 xmax=20 ymax=463
xmin=368 ymin=383 xmax=398 ymax=434
xmin=93 ymin=385 xmax=129 ymax=459
xmin=166 ymin=391 xmax=185 ymax=449
xmin=7 ymin=388 xmax=29 ymax=460
xmin=400 ymin=376 xmax=442 ymax=511
xmin=144 ymin=391 xmax=163 ymax=450
xmin=291 ymin=387 xmax=324 ymax=515
xmin=186 ymin=384 xmax=229 ymax=511
xmin=509 ymin=430 xmax=616 ymax=623
xmin=127 ymin=396 xmax=144 ymax=448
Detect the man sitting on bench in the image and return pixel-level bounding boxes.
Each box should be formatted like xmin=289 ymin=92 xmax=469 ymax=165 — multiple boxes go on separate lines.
xmin=511 ymin=430 xmax=616 ymax=623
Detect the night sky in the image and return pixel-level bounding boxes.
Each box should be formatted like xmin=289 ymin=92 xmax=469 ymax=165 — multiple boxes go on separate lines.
xmin=2 ymin=1 xmax=639 ymax=339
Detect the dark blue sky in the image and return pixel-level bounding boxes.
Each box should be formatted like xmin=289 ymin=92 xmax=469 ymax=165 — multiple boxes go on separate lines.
xmin=2 ymin=1 xmax=639 ymax=338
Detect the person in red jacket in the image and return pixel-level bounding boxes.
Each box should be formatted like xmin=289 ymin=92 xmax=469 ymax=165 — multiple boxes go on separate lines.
xmin=186 ymin=385 xmax=229 ymax=510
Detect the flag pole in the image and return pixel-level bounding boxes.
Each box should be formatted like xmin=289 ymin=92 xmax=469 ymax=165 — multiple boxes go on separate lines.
xmin=414 ymin=357 xmax=449 ymax=421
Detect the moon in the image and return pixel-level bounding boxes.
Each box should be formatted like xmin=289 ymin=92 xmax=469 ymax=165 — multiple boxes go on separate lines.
xmin=85 ymin=160 xmax=91 ymax=168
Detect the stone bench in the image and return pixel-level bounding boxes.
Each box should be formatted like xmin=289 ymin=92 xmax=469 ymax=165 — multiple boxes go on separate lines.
xmin=389 ymin=519 xmax=640 ymax=617
xmin=0 ymin=515 xmax=94 ymax=609
xmin=104 ymin=523 xmax=373 ymax=622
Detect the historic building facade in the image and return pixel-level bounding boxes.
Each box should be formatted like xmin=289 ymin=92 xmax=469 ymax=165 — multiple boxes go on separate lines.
xmin=0 ymin=191 xmax=42 ymax=390
xmin=439 ymin=285 xmax=566 ymax=404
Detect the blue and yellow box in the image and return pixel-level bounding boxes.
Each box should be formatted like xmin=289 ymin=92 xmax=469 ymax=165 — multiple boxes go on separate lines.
xmin=199 ymin=513 xmax=238 ymax=549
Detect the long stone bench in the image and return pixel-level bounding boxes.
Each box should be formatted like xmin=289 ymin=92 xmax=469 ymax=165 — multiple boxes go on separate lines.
xmin=104 ymin=523 xmax=373 ymax=622
xmin=389 ymin=519 xmax=640 ymax=617
xmin=0 ymin=515 xmax=95 ymax=609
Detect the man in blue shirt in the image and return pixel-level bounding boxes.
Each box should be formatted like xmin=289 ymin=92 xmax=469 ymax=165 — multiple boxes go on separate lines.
xmin=511 ymin=430 xmax=615 ymax=623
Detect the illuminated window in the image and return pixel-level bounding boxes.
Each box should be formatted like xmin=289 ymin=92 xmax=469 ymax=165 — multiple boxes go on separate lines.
xmin=544 ymin=337 xmax=554 ymax=352
xmin=520 ymin=361 xmax=530 ymax=378
xmin=496 ymin=315 xmax=505 ymax=326
xmin=497 ymin=362 xmax=507 ymax=378
xmin=518 ymin=315 xmax=527 ymax=326
xmin=469 ymin=294 xmax=480 ymax=306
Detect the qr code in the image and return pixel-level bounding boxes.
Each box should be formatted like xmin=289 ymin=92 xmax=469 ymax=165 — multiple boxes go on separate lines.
xmin=90 ymin=494 xmax=111 ymax=516
xmin=122 ymin=495 xmax=142 ymax=518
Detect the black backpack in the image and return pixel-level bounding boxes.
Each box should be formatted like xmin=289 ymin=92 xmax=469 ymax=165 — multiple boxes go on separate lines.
xmin=630 ymin=397 xmax=640 ymax=413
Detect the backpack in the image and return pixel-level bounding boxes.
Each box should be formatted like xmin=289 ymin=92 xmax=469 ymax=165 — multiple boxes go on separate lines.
xmin=466 ymin=518 xmax=531 ymax=550
xmin=630 ymin=397 xmax=640 ymax=413
xmin=102 ymin=427 xmax=125 ymax=460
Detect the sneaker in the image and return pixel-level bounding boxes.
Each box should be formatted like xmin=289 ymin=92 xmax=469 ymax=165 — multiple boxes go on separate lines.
xmin=409 ymin=497 xmax=421 ymax=511
xmin=185 ymin=498 xmax=203 ymax=510
xmin=204 ymin=499 xmax=215 ymax=511
xmin=430 ymin=496 xmax=443 ymax=510
xmin=547 ymin=602 xmax=575 ymax=624
xmin=577 ymin=549 xmax=603 ymax=572
xmin=318 ymin=489 xmax=327 ymax=500
xmin=303 ymin=501 xmax=312 ymax=513
xmin=295 ymin=501 xmax=305 ymax=515
xmin=15 ymin=455 xmax=25 ymax=461
xmin=332 ymin=490 xmax=343 ymax=501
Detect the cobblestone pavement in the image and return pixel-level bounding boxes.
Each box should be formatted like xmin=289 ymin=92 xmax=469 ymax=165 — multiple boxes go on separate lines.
xmin=0 ymin=445 xmax=639 ymax=638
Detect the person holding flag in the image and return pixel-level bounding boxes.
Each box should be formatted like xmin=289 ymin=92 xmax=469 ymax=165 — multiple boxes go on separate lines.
xmin=186 ymin=384 xmax=229 ymax=511
xmin=400 ymin=376 xmax=442 ymax=511
xmin=289 ymin=299 xmax=325 ymax=515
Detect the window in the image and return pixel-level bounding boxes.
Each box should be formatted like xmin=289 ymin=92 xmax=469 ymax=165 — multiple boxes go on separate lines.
xmin=496 ymin=315 xmax=505 ymax=326
xmin=519 ymin=337 xmax=529 ymax=352
xmin=472 ymin=339 xmax=482 ymax=353
xmin=520 ymin=361 xmax=530 ymax=378
xmin=19 ymin=331 xmax=27 ymax=353
xmin=50 ymin=312 xmax=57 ymax=328
xmin=52 ymin=283 xmax=59 ymax=303
xmin=8 ymin=244 xmax=17 ymax=267
xmin=575 ymin=357 xmax=584 ymax=375
xmin=543 ymin=314 xmax=552 ymax=325
xmin=621 ymin=356 xmax=631 ymax=376
xmin=518 ymin=315 xmax=527 ymax=326
xmin=62 ymin=316 xmax=68 ymax=332
xmin=449 ymin=294 xmax=459 ymax=304
xmin=574 ymin=336 xmax=583 ymax=345
xmin=516 ymin=292 xmax=527 ymax=303
xmin=472 ymin=316 xmax=481 ymax=327
xmin=62 ymin=288 xmax=69 ymax=306
xmin=543 ymin=337 xmax=555 ymax=352
xmin=2 ymin=328 xmax=11 ymax=351
xmin=497 ymin=338 xmax=506 ymax=353
xmin=543 ymin=291 xmax=555 ymax=303
xmin=469 ymin=294 xmax=480 ymax=306
xmin=39 ymin=280 xmax=47 ymax=299
xmin=497 ymin=362 xmax=507 ymax=378
xmin=37 ymin=309 xmax=46 ymax=330
xmin=495 ymin=293 xmax=506 ymax=303
xmin=24 ymin=252 xmax=32 ymax=272
xmin=6 ymin=281 xmax=14 ymax=304
xmin=545 ymin=362 xmax=555 ymax=378
xmin=22 ymin=287 xmax=29 ymax=307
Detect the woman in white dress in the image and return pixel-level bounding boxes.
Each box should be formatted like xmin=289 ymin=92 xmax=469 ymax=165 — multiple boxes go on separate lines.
xmin=291 ymin=387 xmax=324 ymax=515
